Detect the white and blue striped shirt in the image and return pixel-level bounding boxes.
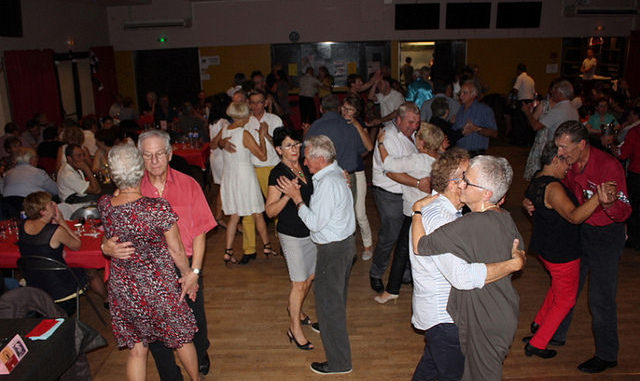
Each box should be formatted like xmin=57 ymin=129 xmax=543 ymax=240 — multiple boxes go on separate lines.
xmin=409 ymin=192 xmax=487 ymax=331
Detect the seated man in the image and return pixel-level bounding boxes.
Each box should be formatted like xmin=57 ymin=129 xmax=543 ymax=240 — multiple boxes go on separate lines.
xmin=3 ymin=147 xmax=58 ymax=200
xmin=56 ymin=144 xmax=101 ymax=204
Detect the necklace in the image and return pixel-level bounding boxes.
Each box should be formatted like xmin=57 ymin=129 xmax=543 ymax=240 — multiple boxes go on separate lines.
xmin=120 ymin=191 xmax=141 ymax=194
xmin=284 ymin=161 xmax=305 ymax=180
xmin=480 ymin=204 xmax=499 ymax=212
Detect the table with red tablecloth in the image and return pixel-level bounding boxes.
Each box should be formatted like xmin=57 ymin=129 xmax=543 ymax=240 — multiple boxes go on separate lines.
xmin=172 ymin=143 xmax=210 ymax=170
xmin=0 ymin=222 xmax=109 ymax=278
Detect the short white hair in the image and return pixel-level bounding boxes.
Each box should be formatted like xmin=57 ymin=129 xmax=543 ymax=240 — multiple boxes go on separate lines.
xmin=14 ymin=147 xmax=36 ymax=164
xmin=304 ymin=135 xmax=335 ymax=162
xmin=138 ymin=129 xmax=172 ymax=155
xmin=468 ymin=155 xmax=513 ymax=204
xmin=108 ymin=143 xmax=145 ymax=189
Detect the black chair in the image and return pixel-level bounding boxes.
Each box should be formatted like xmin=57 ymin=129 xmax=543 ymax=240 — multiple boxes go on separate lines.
xmin=17 ymin=255 xmax=107 ymax=326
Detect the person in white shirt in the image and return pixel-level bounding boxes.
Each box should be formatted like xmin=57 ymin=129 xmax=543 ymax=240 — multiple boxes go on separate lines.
xmin=276 ymin=134 xmax=356 ymax=375
xmin=510 ymin=63 xmax=536 ymax=146
xmin=298 ymin=67 xmax=322 ymax=124
xmin=581 ymin=49 xmax=597 ymax=80
xmin=374 ymin=123 xmax=446 ymax=304
xmin=409 ymin=148 xmax=526 ymax=381
xmin=57 ymin=144 xmax=101 ymax=204
xmin=367 ymin=73 xmax=405 ymax=129
xmin=369 ymin=103 xmax=430 ymax=293
xmin=238 ymin=90 xmax=283 ymax=264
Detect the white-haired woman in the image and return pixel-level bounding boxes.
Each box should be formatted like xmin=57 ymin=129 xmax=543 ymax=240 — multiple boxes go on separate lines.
xmin=413 ymin=155 xmax=524 ymax=381
xmin=219 ymin=102 xmax=273 ymax=264
xmin=98 ymin=143 xmax=199 ymax=381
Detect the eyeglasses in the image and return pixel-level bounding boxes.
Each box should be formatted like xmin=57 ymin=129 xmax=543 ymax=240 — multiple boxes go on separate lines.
xmin=448 ymin=177 xmax=462 ymax=183
xmin=462 ymin=172 xmax=489 ymax=190
xmin=142 ymin=150 xmax=168 ymax=160
xmin=341 ymin=105 xmax=357 ymax=113
xmin=281 ymin=142 xmax=302 ymax=151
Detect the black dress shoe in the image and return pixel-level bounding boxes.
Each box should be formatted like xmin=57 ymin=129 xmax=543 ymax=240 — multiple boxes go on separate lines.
xmin=199 ymin=354 xmax=211 ymax=375
xmin=524 ymin=343 xmax=557 ymax=359
xmin=309 ymin=361 xmax=352 ymax=375
xmin=522 ymin=335 xmax=565 ymax=347
xmin=530 ymin=322 xmax=539 ymax=333
xmin=238 ymin=253 xmax=256 ymax=265
xmin=370 ymin=276 xmax=384 ymax=293
xmin=578 ymin=356 xmax=617 ymax=373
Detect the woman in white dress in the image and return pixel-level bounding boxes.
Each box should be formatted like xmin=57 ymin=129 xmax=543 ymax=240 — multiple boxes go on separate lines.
xmin=208 ymin=94 xmax=231 ymax=226
xmin=219 ymin=102 xmax=272 ymax=265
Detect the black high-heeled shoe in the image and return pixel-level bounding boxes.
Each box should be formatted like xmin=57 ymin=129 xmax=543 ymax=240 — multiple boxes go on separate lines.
xmin=264 ymin=242 xmax=278 ymax=258
xmin=224 ymin=248 xmax=237 ymax=266
xmin=238 ymin=253 xmax=256 ymax=265
xmin=287 ymin=329 xmax=313 ymax=350
xmin=524 ymin=343 xmax=557 ymax=359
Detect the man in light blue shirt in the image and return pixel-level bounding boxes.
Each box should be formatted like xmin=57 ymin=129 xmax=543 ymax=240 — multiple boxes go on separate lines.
xmin=409 ymin=148 xmax=525 ymax=381
xmin=277 ymin=134 xmax=356 ymax=376
xmin=3 ymin=147 xmax=58 ymax=198
xmin=452 ymin=81 xmax=498 ymax=155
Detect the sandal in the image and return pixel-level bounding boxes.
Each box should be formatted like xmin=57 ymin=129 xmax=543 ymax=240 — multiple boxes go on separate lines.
xmin=264 ymin=242 xmax=278 ymax=258
xmin=224 ymin=248 xmax=237 ymax=266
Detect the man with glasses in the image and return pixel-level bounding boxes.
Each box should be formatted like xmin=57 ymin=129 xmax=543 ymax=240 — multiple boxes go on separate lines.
xmin=102 ymin=130 xmax=217 ymax=380
xmin=452 ymin=81 xmax=498 ymax=156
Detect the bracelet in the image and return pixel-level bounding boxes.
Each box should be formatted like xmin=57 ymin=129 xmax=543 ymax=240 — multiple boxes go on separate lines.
xmin=100 ymin=243 xmax=105 ymax=252
xmin=296 ymin=201 xmax=304 ymax=209
xmin=416 ymin=179 xmax=421 ymax=188
xmin=377 ymin=141 xmax=384 ymax=146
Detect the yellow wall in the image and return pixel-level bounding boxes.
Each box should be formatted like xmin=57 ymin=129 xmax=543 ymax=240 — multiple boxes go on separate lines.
xmin=114 ymin=51 xmax=137 ymax=101
xmin=199 ymin=45 xmax=271 ymax=95
xmin=467 ymin=38 xmax=563 ymax=96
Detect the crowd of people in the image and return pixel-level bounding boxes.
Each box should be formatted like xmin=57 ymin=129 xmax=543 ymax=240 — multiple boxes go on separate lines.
xmin=0 ymin=56 xmax=638 ymax=380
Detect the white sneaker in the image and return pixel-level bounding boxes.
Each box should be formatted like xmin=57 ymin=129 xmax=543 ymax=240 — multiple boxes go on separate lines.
xmin=362 ymin=249 xmax=373 ymax=261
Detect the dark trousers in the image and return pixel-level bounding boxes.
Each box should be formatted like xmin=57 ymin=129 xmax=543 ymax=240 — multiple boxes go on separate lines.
xmin=412 ymin=323 xmax=464 ymax=381
xmin=627 ymin=171 xmax=640 ymax=248
xmin=385 ymin=216 xmax=411 ymax=294
xmin=551 ymin=223 xmax=625 ymax=361
xmin=299 ymin=95 xmax=316 ymax=124
xmin=510 ymin=101 xmax=533 ymax=146
xmin=370 ymin=187 xmax=404 ymax=279
xmin=150 ymin=269 xmax=209 ymax=381
xmin=314 ymin=234 xmax=356 ymax=371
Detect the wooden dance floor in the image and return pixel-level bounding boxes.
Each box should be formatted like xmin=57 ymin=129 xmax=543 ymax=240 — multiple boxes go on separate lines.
xmin=86 ymin=141 xmax=640 ymax=380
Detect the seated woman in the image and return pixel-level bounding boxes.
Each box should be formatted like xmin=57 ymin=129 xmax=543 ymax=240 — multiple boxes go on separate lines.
xmin=98 ymin=143 xmax=199 ymax=380
xmin=266 ymin=127 xmax=316 ymax=351
xmin=18 ymin=191 xmax=107 ymax=316
xmin=523 ymin=141 xmax=614 ymax=358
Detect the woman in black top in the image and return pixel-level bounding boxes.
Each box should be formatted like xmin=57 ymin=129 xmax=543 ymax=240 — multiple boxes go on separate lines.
xmin=266 ymin=127 xmax=315 ymax=351
xmin=18 ymin=191 xmax=107 ymax=315
xmin=523 ymin=142 xmax=614 ymax=358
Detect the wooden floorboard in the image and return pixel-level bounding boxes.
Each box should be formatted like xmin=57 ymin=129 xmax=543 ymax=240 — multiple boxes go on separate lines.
xmin=82 ymin=141 xmax=640 ymax=380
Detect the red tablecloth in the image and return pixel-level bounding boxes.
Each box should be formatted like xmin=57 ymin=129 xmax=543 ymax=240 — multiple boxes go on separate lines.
xmin=0 ymin=222 xmax=109 ymax=278
xmin=172 ymin=143 xmax=210 ymax=170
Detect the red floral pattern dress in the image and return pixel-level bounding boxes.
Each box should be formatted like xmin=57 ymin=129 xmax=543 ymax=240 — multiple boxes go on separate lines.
xmin=98 ymin=195 xmax=197 ymax=349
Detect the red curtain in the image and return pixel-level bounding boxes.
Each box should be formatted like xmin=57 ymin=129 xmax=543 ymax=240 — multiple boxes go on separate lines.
xmin=89 ymin=46 xmax=118 ymax=118
xmin=4 ymin=49 xmax=62 ymax=128
xmin=626 ymin=31 xmax=640 ymax=99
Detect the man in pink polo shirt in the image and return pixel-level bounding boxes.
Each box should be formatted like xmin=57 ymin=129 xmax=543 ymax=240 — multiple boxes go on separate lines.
xmin=103 ymin=130 xmax=217 ymax=379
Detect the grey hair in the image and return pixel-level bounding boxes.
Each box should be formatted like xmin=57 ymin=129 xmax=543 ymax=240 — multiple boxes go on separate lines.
xmin=14 ymin=147 xmax=36 ymax=164
xmin=137 ymin=129 xmax=172 ymax=155
xmin=304 ymin=135 xmax=335 ymax=163
xmin=462 ymin=80 xmax=479 ymax=95
xmin=468 ymin=155 xmax=513 ymax=204
xmin=109 ymin=142 xmax=145 ymax=189
xmin=396 ymin=102 xmax=420 ymax=119
xmin=226 ymin=102 xmax=250 ymax=119
xmin=552 ymin=80 xmax=574 ymax=100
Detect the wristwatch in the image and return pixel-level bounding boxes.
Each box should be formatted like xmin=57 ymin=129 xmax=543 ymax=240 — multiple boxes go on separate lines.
xmin=192 ymin=268 xmax=201 ymax=276
xmin=411 ymin=210 xmax=422 ymax=217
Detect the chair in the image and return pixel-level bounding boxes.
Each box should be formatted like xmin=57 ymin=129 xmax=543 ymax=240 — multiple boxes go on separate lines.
xmin=69 ymin=206 xmax=101 ymax=221
xmin=17 ymin=255 xmax=107 ymax=326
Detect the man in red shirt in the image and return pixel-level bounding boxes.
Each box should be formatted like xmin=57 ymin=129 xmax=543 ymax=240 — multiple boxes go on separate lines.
xmin=103 ymin=130 xmax=217 ymax=379
xmin=551 ymin=121 xmax=631 ymax=374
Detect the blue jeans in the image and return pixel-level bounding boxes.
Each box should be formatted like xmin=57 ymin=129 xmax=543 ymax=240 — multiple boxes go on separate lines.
xmin=370 ymin=187 xmax=404 ymax=280
xmin=412 ymin=323 xmax=464 ymax=381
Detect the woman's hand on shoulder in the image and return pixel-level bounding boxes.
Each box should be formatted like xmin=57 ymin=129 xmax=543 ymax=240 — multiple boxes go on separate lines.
xmin=413 ymin=193 xmax=439 ymax=213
